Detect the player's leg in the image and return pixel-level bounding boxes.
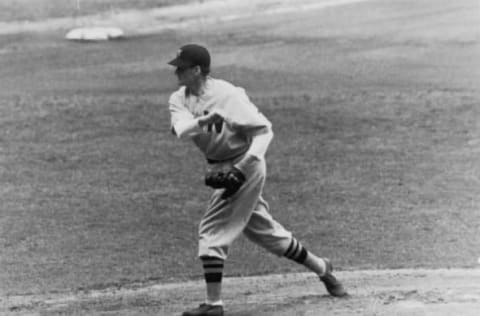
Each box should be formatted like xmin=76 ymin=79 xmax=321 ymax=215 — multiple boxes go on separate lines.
xmin=197 ymin=163 xmax=265 ymax=259
xmin=182 ymin=255 xmax=225 ymax=316
xmin=242 ymin=197 xmax=325 ymax=274
xmin=243 ymin=197 xmax=348 ymax=297
xmin=202 ymin=256 xmax=224 ymax=304
xmin=184 ymin=159 xmax=266 ymax=315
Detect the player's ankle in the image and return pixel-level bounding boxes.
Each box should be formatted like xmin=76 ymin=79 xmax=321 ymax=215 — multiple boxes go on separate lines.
xmin=206 ymin=299 xmax=224 ymax=306
xmin=303 ymin=253 xmax=327 ymax=276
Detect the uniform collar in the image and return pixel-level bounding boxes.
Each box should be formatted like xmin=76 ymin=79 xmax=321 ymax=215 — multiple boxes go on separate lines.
xmin=185 ymin=76 xmax=212 ymax=98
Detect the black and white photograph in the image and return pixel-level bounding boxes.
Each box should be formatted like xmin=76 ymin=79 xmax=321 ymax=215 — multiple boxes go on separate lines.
xmin=0 ymin=0 xmax=479 ymax=315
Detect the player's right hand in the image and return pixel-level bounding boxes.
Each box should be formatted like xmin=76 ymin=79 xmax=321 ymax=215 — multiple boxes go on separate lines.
xmin=198 ymin=111 xmax=223 ymax=127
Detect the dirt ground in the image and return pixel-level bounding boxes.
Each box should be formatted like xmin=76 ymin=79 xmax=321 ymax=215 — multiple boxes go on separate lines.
xmin=3 ymin=268 xmax=480 ymax=315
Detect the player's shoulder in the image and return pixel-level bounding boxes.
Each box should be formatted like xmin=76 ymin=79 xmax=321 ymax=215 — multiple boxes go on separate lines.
xmin=208 ymin=77 xmax=238 ymax=91
xmin=208 ymin=77 xmax=245 ymax=97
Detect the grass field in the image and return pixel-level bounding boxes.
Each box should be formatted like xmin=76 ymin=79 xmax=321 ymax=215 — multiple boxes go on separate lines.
xmin=0 ymin=0 xmax=479 ymax=301
xmin=0 ymin=0 xmax=194 ymax=22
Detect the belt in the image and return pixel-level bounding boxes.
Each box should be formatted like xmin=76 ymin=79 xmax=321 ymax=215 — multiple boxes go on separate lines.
xmin=207 ymin=152 xmax=246 ymax=164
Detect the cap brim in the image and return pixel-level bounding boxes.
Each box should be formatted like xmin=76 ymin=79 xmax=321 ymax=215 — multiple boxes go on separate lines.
xmin=167 ymin=57 xmax=192 ymax=68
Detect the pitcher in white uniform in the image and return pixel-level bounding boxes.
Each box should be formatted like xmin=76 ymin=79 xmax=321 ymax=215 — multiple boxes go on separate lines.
xmin=167 ymin=44 xmax=348 ymax=316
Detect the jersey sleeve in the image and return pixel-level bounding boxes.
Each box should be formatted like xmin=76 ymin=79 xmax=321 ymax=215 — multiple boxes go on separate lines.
xmin=169 ymin=92 xmax=202 ymax=138
xmin=217 ymin=87 xmax=271 ymax=134
xmin=247 ymin=128 xmax=274 ymax=159
xmin=234 ymin=128 xmax=274 ymax=172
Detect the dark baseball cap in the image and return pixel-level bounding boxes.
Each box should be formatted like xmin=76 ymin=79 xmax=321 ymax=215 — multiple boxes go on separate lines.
xmin=168 ymin=44 xmax=210 ymax=69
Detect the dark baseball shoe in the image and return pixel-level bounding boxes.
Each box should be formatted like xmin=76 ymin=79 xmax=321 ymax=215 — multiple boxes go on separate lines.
xmin=182 ymin=303 xmax=224 ymax=316
xmin=320 ymin=259 xmax=348 ymax=297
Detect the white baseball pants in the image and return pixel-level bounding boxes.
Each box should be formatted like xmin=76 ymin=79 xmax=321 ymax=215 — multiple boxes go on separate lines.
xmin=198 ymin=156 xmax=293 ymax=260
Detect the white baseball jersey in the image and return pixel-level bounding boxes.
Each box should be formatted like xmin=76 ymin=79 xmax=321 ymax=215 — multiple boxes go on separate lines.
xmin=169 ymin=78 xmax=271 ymax=161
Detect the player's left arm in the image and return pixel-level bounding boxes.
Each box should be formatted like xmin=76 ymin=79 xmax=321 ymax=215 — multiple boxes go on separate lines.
xmin=234 ymin=127 xmax=273 ymax=171
xmin=220 ymin=88 xmax=274 ymax=169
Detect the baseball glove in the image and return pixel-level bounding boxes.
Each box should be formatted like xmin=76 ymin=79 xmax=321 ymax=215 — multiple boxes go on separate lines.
xmin=205 ymin=167 xmax=246 ymax=199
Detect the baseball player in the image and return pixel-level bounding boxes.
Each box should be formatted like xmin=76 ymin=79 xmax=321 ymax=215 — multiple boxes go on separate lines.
xmin=167 ymin=44 xmax=347 ymax=316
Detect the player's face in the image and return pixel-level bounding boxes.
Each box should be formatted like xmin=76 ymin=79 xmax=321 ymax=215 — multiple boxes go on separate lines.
xmin=174 ymin=65 xmax=199 ymax=87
